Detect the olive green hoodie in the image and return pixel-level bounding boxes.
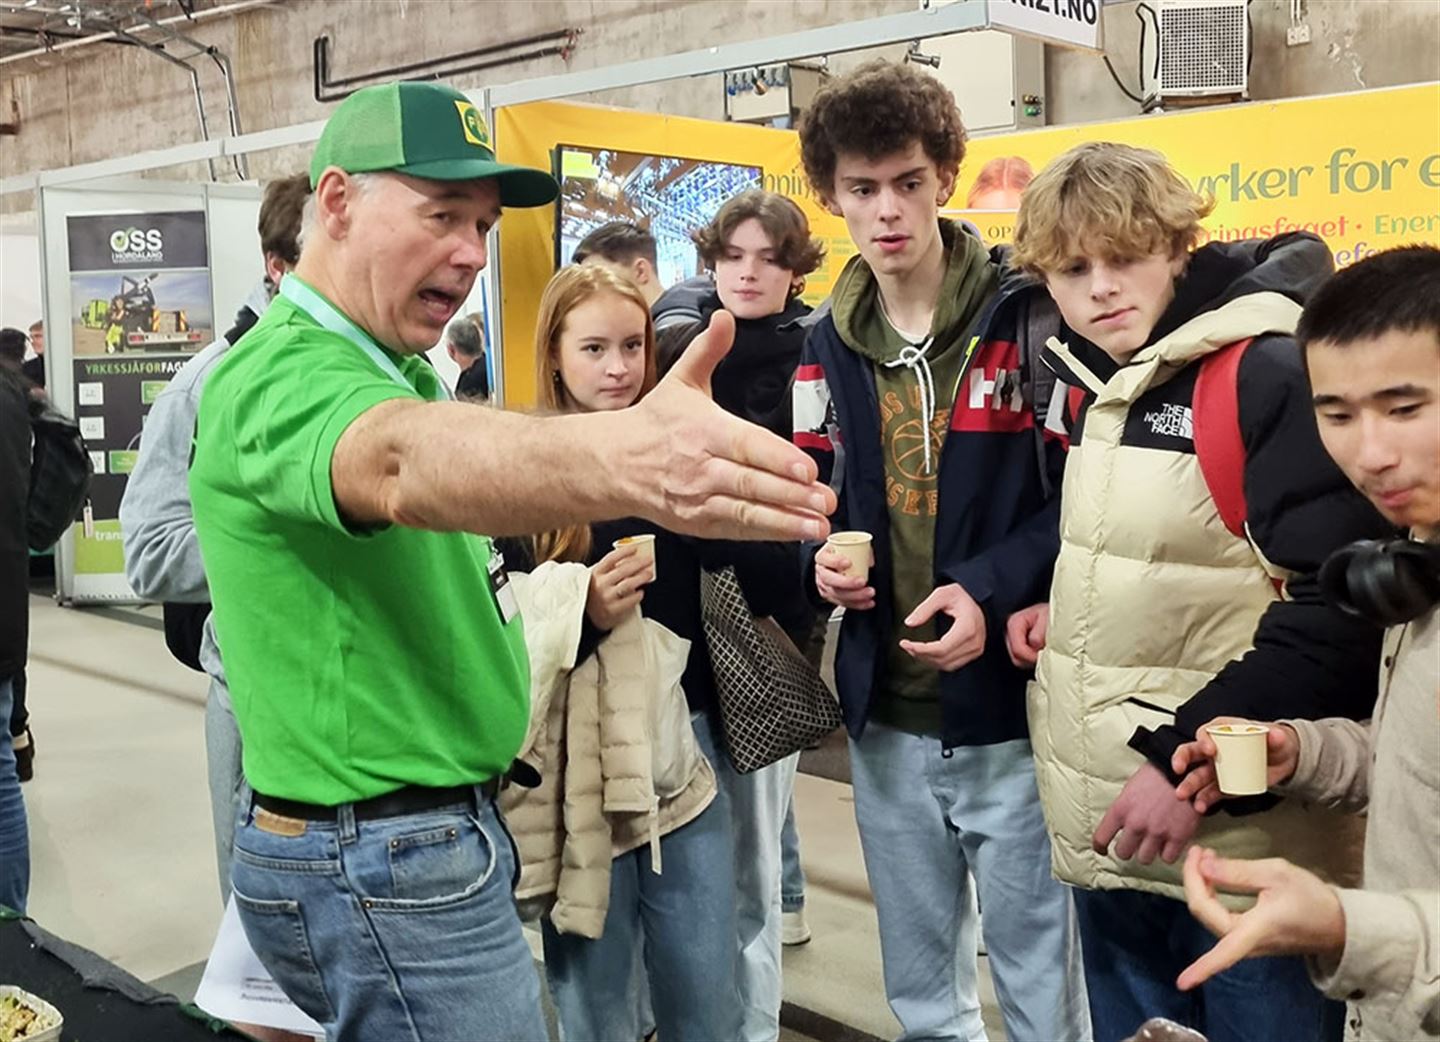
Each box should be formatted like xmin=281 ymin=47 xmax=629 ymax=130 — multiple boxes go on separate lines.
xmin=830 ymin=220 xmax=997 ymax=734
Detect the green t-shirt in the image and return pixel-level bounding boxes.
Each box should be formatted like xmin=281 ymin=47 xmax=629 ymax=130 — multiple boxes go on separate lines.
xmin=189 ymin=287 xmax=529 ymax=805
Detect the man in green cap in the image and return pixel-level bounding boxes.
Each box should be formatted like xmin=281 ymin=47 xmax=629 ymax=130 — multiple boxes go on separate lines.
xmin=189 ymin=80 xmax=834 ymax=1041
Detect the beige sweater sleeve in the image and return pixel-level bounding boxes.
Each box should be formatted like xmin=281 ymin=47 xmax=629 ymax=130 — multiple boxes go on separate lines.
xmin=1276 ymin=716 xmax=1372 ymax=814
xmin=1310 ymin=888 xmax=1440 ymax=1040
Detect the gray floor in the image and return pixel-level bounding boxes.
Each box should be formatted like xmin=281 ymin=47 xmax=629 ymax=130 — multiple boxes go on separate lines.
xmin=18 ymin=591 xmax=1006 ymax=1042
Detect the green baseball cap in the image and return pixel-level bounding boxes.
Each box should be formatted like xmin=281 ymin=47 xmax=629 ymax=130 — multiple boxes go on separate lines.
xmin=309 ymin=81 xmax=558 ymax=208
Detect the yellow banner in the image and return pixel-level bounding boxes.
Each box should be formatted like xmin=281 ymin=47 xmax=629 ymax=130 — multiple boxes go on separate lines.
xmin=497 ymin=84 xmax=1439 ymax=405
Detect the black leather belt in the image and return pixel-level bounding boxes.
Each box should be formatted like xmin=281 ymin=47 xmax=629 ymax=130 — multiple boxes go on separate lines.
xmin=252 ymin=778 xmax=499 ymax=822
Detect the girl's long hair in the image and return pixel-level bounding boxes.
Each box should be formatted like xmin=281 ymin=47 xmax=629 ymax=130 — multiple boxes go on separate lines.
xmin=531 ymin=265 xmax=659 ymax=564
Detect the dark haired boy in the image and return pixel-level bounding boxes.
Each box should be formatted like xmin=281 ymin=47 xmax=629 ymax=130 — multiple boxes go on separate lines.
xmin=573 ymin=220 xmax=665 ymax=307
xmin=793 ymin=60 xmax=1089 ymax=1041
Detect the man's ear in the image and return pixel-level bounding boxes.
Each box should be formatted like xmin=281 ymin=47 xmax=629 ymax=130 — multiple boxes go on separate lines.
xmin=822 ymin=191 xmax=842 ymax=218
xmin=263 ymin=251 xmax=289 ymax=286
xmin=313 ymin=167 xmax=360 ymax=242
xmin=632 ymin=257 xmax=654 ymax=286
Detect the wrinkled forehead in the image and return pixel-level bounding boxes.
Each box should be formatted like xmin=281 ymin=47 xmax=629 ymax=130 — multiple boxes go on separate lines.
xmin=384 ymin=172 xmax=502 ymax=217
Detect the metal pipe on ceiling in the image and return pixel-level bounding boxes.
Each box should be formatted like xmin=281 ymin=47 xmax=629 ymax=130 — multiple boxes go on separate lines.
xmin=312 ymin=28 xmax=579 ymax=103
xmin=0 ymin=0 xmax=277 ymax=67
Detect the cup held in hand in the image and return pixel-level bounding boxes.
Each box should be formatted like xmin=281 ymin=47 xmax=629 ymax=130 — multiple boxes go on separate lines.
xmin=613 ymin=534 xmax=658 ymax=583
xmin=1205 ymin=723 xmax=1271 ymax=796
xmin=825 ymin=531 xmax=874 ymax=584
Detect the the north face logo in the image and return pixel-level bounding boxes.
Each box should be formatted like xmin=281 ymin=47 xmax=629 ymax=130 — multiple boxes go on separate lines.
xmin=454 ymin=100 xmax=490 ymax=148
xmin=1144 ymin=403 xmax=1193 ymax=439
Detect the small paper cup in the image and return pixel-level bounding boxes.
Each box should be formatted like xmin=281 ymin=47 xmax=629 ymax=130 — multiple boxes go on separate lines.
xmin=1206 ymin=723 xmax=1271 ymax=796
xmin=612 ymin=534 xmax=657 ymax=581
xmin=0 ymin=985 xmax=64 ymax=1042
xmin=825 ymin=531 xmax=874 ymax=584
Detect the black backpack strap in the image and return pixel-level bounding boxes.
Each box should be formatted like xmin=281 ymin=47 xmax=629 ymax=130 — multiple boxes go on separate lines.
xmin=1017 ymin=293 xmax=1063 ymax=498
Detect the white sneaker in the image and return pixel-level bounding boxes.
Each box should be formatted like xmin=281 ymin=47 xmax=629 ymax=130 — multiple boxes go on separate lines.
xmin=782 ymin=909 xmax=812 ymax=946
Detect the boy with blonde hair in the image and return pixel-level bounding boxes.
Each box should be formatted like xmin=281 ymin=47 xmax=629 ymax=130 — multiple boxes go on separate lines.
xmin=1006 ymin=141 xmax=1390 ymax=1041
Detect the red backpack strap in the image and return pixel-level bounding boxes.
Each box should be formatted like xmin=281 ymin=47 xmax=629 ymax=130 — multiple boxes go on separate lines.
xmin=1192 ymin=338 xmax=1254 ymax=538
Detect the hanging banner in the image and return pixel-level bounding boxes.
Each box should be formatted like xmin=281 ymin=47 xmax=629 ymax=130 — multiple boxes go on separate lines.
xmin=496 ymin=83 xmax=1440 ymax=406
xmin=63 ymin=208 xmax=212 ymax=593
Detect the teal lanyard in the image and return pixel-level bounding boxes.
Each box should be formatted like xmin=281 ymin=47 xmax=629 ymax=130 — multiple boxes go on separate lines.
xmin=279 ymin=275 xmax=448 ymax=402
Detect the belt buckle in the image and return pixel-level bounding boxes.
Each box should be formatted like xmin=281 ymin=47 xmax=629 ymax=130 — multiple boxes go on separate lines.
xmin=255 ymin=807 xmax=308 ymax=837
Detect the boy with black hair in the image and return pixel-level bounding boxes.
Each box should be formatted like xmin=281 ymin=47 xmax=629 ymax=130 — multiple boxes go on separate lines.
xmin=1008 ymin=141 xmax=1391 ymax=1042
xmin=1171 ymin=245 xmax=1440 ymax=1042
xmin=794 ymin=59 xmax=1089 ymax=1042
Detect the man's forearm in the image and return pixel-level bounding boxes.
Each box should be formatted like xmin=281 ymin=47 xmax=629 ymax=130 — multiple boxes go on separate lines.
xmin=338 ymin=400 xmax=633 ymax=536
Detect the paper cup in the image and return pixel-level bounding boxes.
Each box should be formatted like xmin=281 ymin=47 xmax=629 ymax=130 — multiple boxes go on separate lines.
xmin=1206 ymin=723 xmax=1271 ymax=796
xmin=825 ymin=531 xmax=874 ymax=584
xmin=613 ymin=534 xmax=657 ymax=581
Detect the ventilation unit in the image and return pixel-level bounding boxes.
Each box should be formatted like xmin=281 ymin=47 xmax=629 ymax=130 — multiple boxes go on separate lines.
xmin=1158 ymin=0 xmax=1248 ymax=99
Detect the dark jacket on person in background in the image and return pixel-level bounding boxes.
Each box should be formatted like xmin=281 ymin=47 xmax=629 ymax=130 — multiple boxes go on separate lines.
xmin=1 ymin=367 xmax=32 ymax=678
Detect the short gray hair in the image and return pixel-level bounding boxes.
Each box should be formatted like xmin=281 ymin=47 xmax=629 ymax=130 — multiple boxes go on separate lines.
xmin=297 ymin=171 xmax=382 ymax=252
xmin=446 ymin=314 xmax=484 ymax=357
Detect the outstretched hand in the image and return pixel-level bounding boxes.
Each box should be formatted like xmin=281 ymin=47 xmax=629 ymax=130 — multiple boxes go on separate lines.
xmin=629 ymin=310 xmax=836 ymax=542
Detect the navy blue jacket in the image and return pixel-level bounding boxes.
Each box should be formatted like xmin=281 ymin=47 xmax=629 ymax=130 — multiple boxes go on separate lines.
xmin=795 ymin=259 xmax=1064 ymax=749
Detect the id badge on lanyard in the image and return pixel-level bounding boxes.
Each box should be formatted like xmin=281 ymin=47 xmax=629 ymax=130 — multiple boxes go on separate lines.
xmin=488 ymin=547 xmax=520 ymax=625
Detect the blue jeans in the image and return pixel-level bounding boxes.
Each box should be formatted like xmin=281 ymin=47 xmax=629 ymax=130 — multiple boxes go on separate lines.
xmin=205 ymin=677 xmax=243 ymax=905
xmin=1074 ymin=887 xmax=1344 ymax=1042
xmin=713 ymin=730 xmax=800 ymax=1042
xmin=541 ymin=716 xmax=740 ymax=1042
xmin=849 ymin=724 xmax=1090 ymax=1042
xmin=231 ymin=787 xmax=546 ymax=1042
xmin=0 ymin=677 xmax=27 ymax=914
xmin=780 ymin=792 xmax=805 ymax=913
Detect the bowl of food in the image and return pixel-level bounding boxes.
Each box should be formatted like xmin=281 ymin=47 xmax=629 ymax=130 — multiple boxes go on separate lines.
xmin=0 ymin=987 xmax=62 ymax=1042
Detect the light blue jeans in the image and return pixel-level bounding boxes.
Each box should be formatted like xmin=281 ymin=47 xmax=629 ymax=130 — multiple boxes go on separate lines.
xmin=0 ymin=676 xmax=27 ymax=914
xmin=231 ymin=786 xmax=546 ymax=1042
xmin=712 ymin=736 xmax=800 ymax=1042
xmin=849 ymin=724 xmax=1091 ymax=1042
xmin=542 ymin=713 xmax=741 ymax=1042
xmin=781 ymin=792 xmax=805 ymax=914
xmin=205 ymin=677 xmax=243 ymax=905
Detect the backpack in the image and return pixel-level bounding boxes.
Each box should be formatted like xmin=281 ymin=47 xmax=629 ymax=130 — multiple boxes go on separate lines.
xmin=1191 ymin=338 xmax=1255 ymax=539
xmin=27 ymin=397 xmax=93 ymax=551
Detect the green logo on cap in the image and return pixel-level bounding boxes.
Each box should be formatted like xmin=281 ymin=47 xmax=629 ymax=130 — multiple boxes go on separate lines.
xmin=454 ymin=100 xmax=490 ymax=149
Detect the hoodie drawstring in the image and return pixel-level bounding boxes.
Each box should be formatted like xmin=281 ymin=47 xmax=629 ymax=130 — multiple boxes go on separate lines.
xmin=883 ymin=337 xmax=938 ymax=475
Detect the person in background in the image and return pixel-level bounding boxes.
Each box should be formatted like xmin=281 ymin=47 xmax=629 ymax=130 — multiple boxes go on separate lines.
xmin=119 ymin=172 xmax=311 ymax=904
xmin=1171 ymin=245 xmax=1440 ymax=1042
xmin=0 ymin=359 xmax=31 ymax=912
xmin=445 ymin=313 xmax=489 ymax=401
xmin=573 ymin=221 xmax=666 ymax=308
xmin=965 ymin=155 xmax=1033 ymax=211
xmin=22 ymin=321 xmax=44 ymax=389
xmin=658 ymin=188 xmax=827 ymax=974
xmin=0 ymin=328 xmax=38 ymax=784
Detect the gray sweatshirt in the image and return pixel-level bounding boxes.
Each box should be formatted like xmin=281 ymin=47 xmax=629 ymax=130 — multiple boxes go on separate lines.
xmin=119 ymin=280 xmax=270 ymax=702
xmin=1280 ymin=597 xmax=1440 ymax=1041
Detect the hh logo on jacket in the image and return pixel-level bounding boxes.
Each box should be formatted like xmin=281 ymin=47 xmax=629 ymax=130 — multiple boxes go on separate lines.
xmin=950 ymin=340 xmax=1034 ymax=435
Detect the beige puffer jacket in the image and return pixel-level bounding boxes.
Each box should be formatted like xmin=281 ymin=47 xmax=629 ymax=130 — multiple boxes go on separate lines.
xmin=500 ymin=562 xmax=716 ymax=939
xmin=1030 ymin=292 xmax=1364 ymax=902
